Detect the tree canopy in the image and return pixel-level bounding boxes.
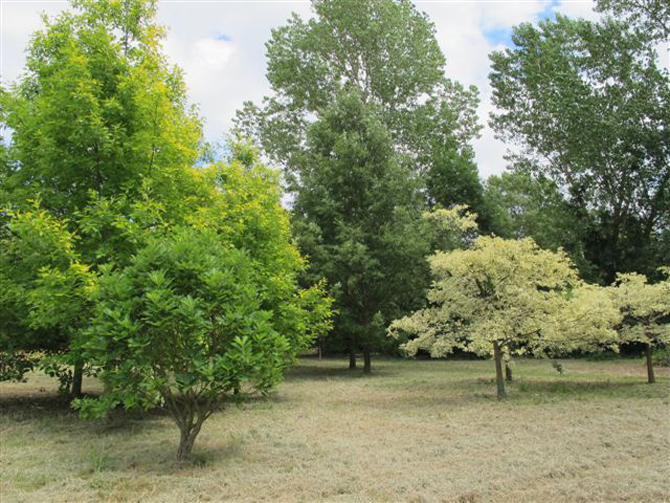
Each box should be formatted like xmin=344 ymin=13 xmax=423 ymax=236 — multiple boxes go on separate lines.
xmin=291 ymin=90 xmax=428 ymax=371
xmin=609 ymin=270 xmax=670 ymax=383
xmin=489 ymin=14 xmax=670 ymax=283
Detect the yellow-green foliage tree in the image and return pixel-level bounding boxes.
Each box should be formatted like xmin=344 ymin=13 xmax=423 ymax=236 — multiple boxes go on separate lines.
xmin=0 ymin=206 xmax=95 ymax=392
xmin=389 ymin=231 xmax=620 ymax=399
xmin=0 ymin=0 xmax=205 ymax=391
xmin=609 ymin=270 xmax=670 ymax=383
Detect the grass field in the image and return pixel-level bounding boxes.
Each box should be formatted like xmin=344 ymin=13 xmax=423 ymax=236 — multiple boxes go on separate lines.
xmin=1 ymin=357 xmax=669 ymax=503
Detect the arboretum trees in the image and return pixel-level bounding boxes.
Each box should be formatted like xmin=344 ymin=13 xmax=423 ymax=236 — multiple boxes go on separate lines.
xmin=234 ymin=0 xmax=487 ymax=367
xmin=0 ymin=0 xmax=332 ymax=459
xmin=489 ymin=15 xmax=670 ymax=283
xmin=0 ymin=0 xmax=206 ymax=392
xmin=0 ymin=0 xmax=666 ymax=448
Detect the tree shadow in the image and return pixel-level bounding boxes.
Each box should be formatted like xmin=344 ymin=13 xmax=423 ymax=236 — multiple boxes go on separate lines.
xmin=510 ymin=378 xmax=648 ymax=397
xmin=0 ymin=391 xmax=170 ymax=438
xmin=0 ymin=393 xmax=76 ymax=418
xmin=285 ymin=359 xmax=400 ymax=381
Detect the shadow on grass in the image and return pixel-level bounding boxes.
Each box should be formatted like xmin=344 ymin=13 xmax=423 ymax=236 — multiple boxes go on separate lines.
xmin=285 ymin=359 xmax=400 ymax=381
xmin=0 ymin=393 xmax=75 ymax=416
xmin=510 ymin=378 xmax=650 ymax=397
xmin=0 ymin=392 xmax=170 ymax=439
xmin=84 ymin=436 xmax=245 ymax=476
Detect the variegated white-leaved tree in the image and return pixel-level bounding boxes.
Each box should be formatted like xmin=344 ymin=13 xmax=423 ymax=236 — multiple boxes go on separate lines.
xmin=609 ymin=269 xmax=670 ymax=383
xmin=389 ymin=220 xmax=621 ymax=399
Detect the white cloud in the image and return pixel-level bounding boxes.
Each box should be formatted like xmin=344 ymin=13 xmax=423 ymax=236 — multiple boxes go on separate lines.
xmin=419 ymin=0 xmax=552 ymax=178
xmin=553 ymin=0 xmax=600 ymax=20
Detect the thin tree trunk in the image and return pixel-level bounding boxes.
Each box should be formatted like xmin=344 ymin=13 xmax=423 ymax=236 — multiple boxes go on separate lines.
xmin=505 ymin=362 xmax=513 ymax=382
xmin=177 ymin=418 xmax=204 ymax=461
xmin=71 ymin=362 xmax=84 ymax=398
xmin=493 ymin=341 xmax=506 ymax=400
xmin=646 ymin=344 xmax=655 ymax=384
xmin=318 ymin=339 xmax=323 ymax=360
xmin=349 ymin=351 xmax=357 ymax=370
xmin=363 ymin=348 xmax=371 ymax=374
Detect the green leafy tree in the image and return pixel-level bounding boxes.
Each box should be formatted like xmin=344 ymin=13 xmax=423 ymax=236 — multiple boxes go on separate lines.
xmin=2 ymin=0 xmax=202 ymax=216
xmin=77 ymin=149 xmax=332 ymax=460
xmin=389 ymin=235 xmax=620 ymax=399
xmin=77 ymin=228 xmax=328 ymax=460
xmin=235 ymin=0 xmax=486 ymax=365
xmin=489 ymin=15 xmax=670 ymax=283
xmin=291 ymin=91 xmax=427 ymax=372
xmin=234 ymin=0 xmax=485 ymax=216
xmin=0 ymin=206 xmax=95 ymax=393
xmin=609 ymin=270 xmax=670 ymax=383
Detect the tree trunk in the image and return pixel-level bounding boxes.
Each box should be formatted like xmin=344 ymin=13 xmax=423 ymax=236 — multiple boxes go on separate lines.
xmin=646 ymin=344 xmax=655 ymax=384
xmin=318 ymin=339 xmax=323 ymax=360
xmin=363 ymin=348 xmax=371 ymax=374
xmin=71 ymin=362 xmax=84 ymax=398
xmin=493 ymin=341 xmax=507 ymax=400
xmin=176 ymin=418 xmax=204 ymax=461
xmin=505 ymin=362 xmax=513 ymax=382
xmin=349 ymin=351 xmax=357 ymax=369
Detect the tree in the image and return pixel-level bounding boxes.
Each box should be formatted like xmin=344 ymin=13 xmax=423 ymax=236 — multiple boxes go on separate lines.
xmin=234 ymin=0 xmax=485 ymax=215
xmin=290 ymin=91 xmax=428 ymax=372
xmin=609 ymin=270 xmax=670 ymax=383
xmin=489 ymin=15 xmax=670 ymax=283
xmin=0 ymin=0 xmax=205 ymax=388
xmin=595 ymin=0 xmax=669 ymax=42
xmin=235 ymin=0 xmax=486 ymax=366
xmin=77 ymin=150 xmax=332 ymax=460
xmin=389 ymin=235 xmax=620 ymax=399
xmin=2 ymin=0 xmax=202 ymax=216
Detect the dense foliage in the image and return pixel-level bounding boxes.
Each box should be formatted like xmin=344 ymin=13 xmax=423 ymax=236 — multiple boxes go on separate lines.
xmin=0 ymin=0 xmax=668 ymax=463
xmin=290 ymin=91 xmax=429 ymax=371
xmin=0 ymin=0 xmax=332 ymax=459
xmin=0 ymin=0 xmax=208 ymax=391
xmin=489 ymin=15 xmax=670 ymax=283
xmin=234 ymin=0 xmax=491 ymax=366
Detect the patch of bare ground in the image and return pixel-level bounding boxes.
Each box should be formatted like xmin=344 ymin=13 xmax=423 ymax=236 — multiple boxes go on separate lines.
xmin=1 ymin=357 xmax=668 ymax=502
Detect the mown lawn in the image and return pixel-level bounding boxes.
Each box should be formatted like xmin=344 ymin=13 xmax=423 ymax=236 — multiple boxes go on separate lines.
xmin=1 ymin=357 xmax=669 ymax=503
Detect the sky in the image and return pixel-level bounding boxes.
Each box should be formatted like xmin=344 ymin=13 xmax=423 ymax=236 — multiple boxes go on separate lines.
xmin=0 ymin=0 xmax=607 ymax=179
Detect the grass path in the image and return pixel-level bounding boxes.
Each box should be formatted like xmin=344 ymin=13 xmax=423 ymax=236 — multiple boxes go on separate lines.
xmin=1 ymin=357 xmax=669 ymax=502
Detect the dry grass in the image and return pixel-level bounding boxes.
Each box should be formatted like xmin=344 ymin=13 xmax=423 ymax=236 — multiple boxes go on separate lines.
xmin=1 ymin=357 xmax=669 ymax=503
